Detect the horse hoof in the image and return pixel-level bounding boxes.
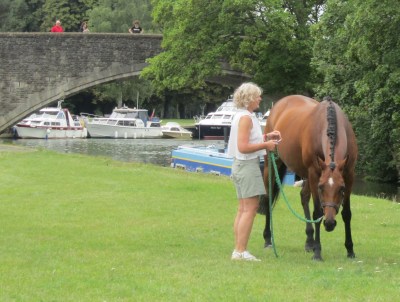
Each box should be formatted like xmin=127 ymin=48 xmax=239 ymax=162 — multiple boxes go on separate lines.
xmin=305 ymin=244 xmax=313 ymax=253
xmin=347 ymin=252 xmax=356 ymax=258
xmin=264 ymin=243 xmax=273 ymax=249
xmin=312 ymin=255 xmax=323 ymax=261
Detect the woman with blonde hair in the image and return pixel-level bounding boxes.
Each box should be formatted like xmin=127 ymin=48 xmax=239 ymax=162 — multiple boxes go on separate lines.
xmin=227 ymin=82 xmax=281 ymax=261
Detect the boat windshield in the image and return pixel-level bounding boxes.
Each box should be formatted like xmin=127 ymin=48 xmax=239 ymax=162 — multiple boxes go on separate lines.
xmin=34 ymin=111 xmax=59 ymax=119
xmin=110 ymin=111 xmax=149 ymax=121
xmin=216 ymin=102 xmax=236 ymax=112
xmin=56 ymin=111 xmax=66 ymax=120
xmin=211 ymin=114 xmax=223 ymax=120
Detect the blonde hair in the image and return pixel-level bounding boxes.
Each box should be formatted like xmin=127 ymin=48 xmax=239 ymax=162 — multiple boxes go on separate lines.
xmin=233 ymin=82 xmax=263 ymax=109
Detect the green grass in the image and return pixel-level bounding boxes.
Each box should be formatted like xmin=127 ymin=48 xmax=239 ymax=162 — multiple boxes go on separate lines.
xmin=0 ymin=148 xmax=399 ymax=301
xmin=161 ymin=119 xmax=195 ymax=127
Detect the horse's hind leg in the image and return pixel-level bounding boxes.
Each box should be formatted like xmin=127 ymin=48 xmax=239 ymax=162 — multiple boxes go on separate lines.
xmin=261 ymin=195 xmax=272 ymax=248
xmin=262 ymin=157 xmax=283 ymax=248
xmin=300 ymin=180 xmax=314 ymax=252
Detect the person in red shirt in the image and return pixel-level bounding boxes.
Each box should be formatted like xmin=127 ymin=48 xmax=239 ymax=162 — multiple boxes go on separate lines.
xmin=51 ymin=20 xmax=64 ymax=32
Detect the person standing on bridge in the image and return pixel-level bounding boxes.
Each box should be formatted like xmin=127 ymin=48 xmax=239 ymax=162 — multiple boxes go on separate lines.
xmin=51 ymin=20 xmax=64 ymax=32
xmin=128 ymin=20 xmax=142 ymax=34
xmin=80 ymin=21 xmax=90 ymax=33
xmin=227 ymin=82 xmax=281 ymax=261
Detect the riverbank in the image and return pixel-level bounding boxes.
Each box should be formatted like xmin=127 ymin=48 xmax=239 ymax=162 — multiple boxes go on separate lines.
xmin=0 ymin=149 xmax=399 ymax=301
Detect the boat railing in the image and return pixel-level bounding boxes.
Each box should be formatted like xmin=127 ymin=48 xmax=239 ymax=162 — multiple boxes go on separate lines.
xmin=193 ymin=115 xmax=205 ymax=123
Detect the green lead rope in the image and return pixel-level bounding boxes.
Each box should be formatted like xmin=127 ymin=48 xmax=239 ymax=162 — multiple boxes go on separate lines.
xmin=267 ymin=151 xmax=323 ymax=258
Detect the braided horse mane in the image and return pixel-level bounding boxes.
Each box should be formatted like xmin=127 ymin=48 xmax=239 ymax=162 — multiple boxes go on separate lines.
xmin=324 ymin=96 xmax=337 ymax=171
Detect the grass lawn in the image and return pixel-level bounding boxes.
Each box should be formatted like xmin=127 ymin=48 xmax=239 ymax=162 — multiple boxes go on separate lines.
xmin=161 ymin=119 xmax=195 ymax=127
xmin=0 ymin=147 xmax=399 ymax=301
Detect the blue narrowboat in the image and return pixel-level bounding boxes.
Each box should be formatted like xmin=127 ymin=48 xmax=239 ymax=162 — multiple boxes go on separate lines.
xmin=171 ymin=145 xmax=295 ymax=185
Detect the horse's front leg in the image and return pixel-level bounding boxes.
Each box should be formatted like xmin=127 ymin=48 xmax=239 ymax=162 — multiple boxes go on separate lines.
xmin=342 ymin=195 xmax=355 ymax=258
xmin=300 ymin=180 xmax=314 ymax=252
xmin=312 ymin=205 xmax=324 ymax=261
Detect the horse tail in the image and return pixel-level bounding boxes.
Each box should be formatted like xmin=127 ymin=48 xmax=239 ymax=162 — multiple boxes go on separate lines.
xmin=258 ymin=162 xmax=287 ymax=215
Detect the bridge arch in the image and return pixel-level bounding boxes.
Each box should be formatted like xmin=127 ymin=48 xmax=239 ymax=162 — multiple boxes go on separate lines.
xmin=0 ymin=33 xmax=249 ymax=133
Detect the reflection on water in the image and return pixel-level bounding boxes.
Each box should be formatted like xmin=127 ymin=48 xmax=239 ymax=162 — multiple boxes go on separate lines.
xmin=3 ymin=138 xmax=399 ymax=202
xmin=5 ymin=138 xmax=223 ymax=167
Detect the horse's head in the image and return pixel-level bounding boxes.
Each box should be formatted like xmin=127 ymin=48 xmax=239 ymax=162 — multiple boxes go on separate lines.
xmin=317 ymin=157 xmax=347 ymax=232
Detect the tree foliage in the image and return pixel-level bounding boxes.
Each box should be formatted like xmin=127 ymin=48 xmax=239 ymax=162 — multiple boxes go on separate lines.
xmin=312 ymin=0 xmax=400 ymax=181
xmin=143 ymin=0 xmax=325 ymax=96
xmin=0 ymin=0 xmax=31 ymax=31
xmin=87 ymin=0 xmax=155 ymax=33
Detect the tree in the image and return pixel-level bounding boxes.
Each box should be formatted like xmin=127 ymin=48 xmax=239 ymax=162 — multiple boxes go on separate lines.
xmin=143 ymin=0 xmax=325 ymax=96
xmin=40 ymin=0 xmax=97 ymax=32
xmin=312 ymin=0 xmax=400 ymax=182
xmin=87 ymin=0 xmax=155 ymax=33
xmin=0 ymin=0 xmax=30 ymax=31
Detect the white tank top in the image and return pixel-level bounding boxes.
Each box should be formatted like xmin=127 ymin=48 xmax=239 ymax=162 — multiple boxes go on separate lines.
xmin=227 ymin=109 xmax=266 ymax=160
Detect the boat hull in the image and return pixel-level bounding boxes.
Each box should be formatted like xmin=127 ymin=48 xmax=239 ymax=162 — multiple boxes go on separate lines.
xmin=171 ymin=145 xmax=295 ymax=184
xmin=162 ymin=131 xmax=192 ymax=139
xmin=86 ymin=124 xmax=163 ymax=138
xmin=15 ymin=125 xmax=87 ymax=139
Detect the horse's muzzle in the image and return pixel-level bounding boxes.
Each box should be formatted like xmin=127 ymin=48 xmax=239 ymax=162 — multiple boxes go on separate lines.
xmin=323 ymin=219 xmax=337 ymax=232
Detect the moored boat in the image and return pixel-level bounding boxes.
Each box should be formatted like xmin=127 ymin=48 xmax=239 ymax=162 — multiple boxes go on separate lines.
xmin=170 ymin=144 xmax=295 ymax=184
xmin=84 ymin=106 xmax=163 ymax=139
xmin=161 ymin=122 xmax=192 ymax=139
xmin=193 ymin=96 xmax=265 ymax=140
xmin=14 ymin=101 xmax=87 ymax=139
xmin=193 ymin=96 xmax=238 ymax=140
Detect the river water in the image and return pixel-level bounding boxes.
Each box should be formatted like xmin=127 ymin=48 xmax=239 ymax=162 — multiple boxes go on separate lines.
xmin=3 ymin=138 xmax=399 ymax=202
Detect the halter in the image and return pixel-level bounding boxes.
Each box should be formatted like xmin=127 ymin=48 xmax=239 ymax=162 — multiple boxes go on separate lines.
xmin=321 ymin=201 xmax=341 ymax=214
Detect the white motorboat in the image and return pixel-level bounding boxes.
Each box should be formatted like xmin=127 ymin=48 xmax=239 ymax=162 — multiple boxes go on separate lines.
xmin=161 ymin=122 xmax=192 ymax=139
xmin=193 ymin=96 xmax=266 ymax=139
xmin=14 ymin=101 xmax=87 ymax=139
xmin=193 ymin=96 xmax=239 ymax=139
xmin=260 ymin=110 xmax=270 ymax=132
xmin=84 ymin=106 xmax=163 ymax=138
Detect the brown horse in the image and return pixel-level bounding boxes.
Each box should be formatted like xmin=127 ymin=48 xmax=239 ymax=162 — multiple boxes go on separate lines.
xmin=262 ymin=95 xmax=358 ymax=260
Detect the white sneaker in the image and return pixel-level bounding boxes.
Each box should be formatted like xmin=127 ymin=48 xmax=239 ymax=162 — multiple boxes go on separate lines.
xmin=231 ymin=250 xmax=261 ymax=261
xmin=231 ymin=250 xmax=242 ymax=260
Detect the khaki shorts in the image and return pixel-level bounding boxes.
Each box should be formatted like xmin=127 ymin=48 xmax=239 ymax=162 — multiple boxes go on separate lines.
xmin=231 ymin=158 xmax=266 ymax=199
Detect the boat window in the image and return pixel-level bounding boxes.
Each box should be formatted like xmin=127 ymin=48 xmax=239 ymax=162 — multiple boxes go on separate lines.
xmin=205 ymin=115 xmax=212 ymax=120
xmin=223 ymin=115 xmax=231 ymax=120
xmin=211 ymin=114 xmax=223 ymax=120
xmin=137 ymin=111 xmax=149 ymax=121
xmin=44 ymin=122 xmax=50 ymax=126
xmin=107 ymin=119 xmax=117 ymax=125
xmin=125 ymin=112 xmax=139 ymax=119
xmin=117 ymin=120 xmax=135 ymax=126
xmin=51 ymin=122 xmax=60 ymax=126
xmin=171 ymin=127 xmax=180 ymax=131
xmin=56 ymin=111 xmax=65 ymax=120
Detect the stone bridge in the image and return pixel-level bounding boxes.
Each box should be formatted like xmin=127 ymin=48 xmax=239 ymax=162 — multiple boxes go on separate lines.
xmin=0 ymin=33 xmax=249 ymax=134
